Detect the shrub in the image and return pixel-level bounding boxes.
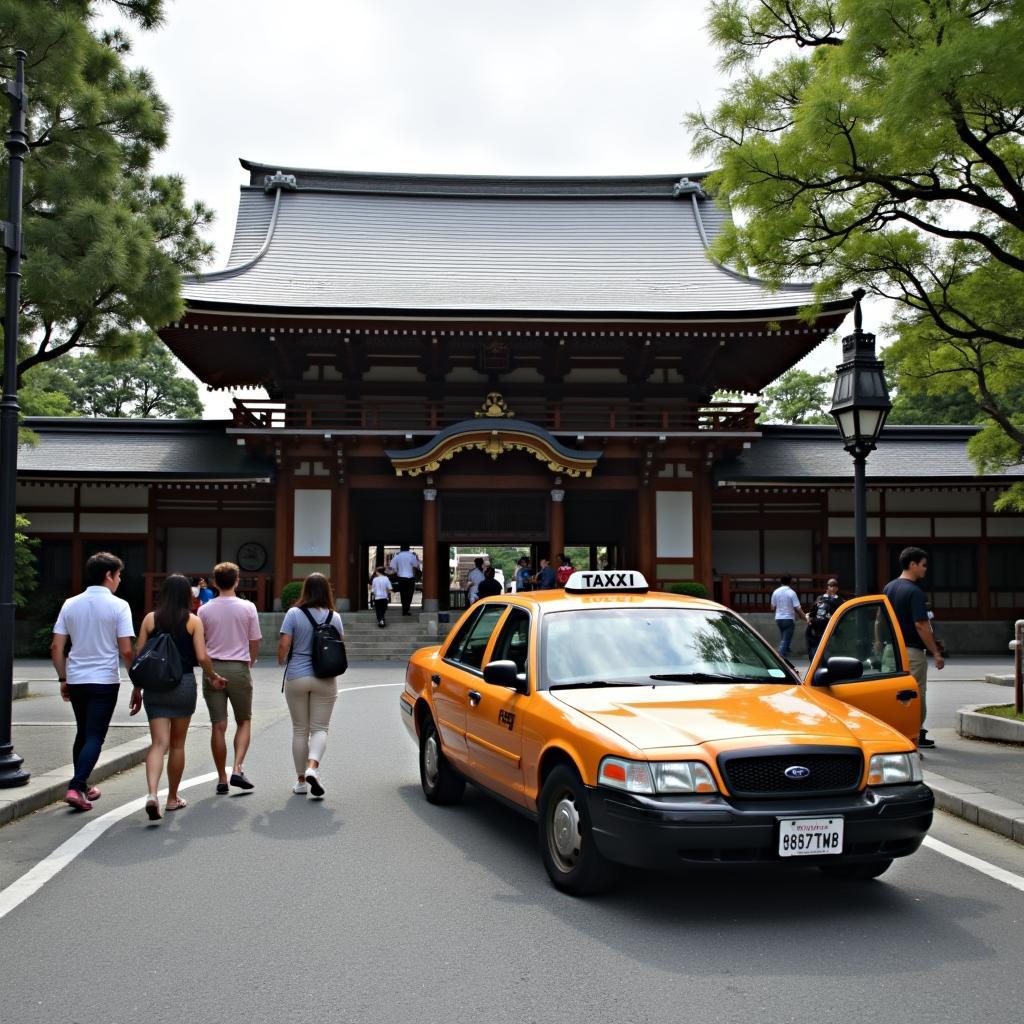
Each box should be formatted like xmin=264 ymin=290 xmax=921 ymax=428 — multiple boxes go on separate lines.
xmin=279 ymin=581 xmax=303 ymax=609
xmin=668 ymin=581 xmax=709 ymax=599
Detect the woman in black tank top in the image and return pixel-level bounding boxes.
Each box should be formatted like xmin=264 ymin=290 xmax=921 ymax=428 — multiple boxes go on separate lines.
xmin=131 ymin=574 xmax=227 ymax=820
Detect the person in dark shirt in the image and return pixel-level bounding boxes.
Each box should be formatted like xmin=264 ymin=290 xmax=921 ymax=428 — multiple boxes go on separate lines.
xmin=476 ymin=566 xmax=503 ymax=600
xmin=882 ymin=546 xmax=944 ymax=749
xmin=534 ymin=558 xmax=557 ymax=590
xmin=806 ymin=578 xmax=841 ymax=661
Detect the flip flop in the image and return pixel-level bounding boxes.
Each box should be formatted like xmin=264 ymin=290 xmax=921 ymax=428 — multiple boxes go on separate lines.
xmin=145 ymin=796 xmax=162 ymax=821
xmin=165 ymin=797 xmax=188 ymax=811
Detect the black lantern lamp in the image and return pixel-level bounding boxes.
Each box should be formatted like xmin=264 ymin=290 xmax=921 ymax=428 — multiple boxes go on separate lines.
xmin=829 ymin=289 xmax=892 ymax=596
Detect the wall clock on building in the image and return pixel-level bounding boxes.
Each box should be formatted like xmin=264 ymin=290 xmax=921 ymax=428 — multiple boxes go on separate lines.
xmin=237 ymin=542 xmax=267 ymax=572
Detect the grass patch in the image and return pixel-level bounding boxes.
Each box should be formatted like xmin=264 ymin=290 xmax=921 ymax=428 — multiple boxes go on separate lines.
xmin=977 ymin=704 xmax=1024 ymax=722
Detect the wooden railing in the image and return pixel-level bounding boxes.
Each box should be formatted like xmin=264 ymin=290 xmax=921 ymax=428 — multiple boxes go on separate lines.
xmin=144 ymin=573 xmax=274 ymax=613
xmin=232 ymin=397 xmax=758 ymax=434
xmin=717 ymin=574 xmax=845 ymax=613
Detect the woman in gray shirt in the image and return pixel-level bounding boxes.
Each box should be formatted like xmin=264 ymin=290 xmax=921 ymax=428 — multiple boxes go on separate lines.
xmin=278 ymin=573 xmax=345 ymax=797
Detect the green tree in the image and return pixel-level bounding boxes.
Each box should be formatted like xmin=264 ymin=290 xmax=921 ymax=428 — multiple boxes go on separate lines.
xmin=14 ymin=513 xmax=37 ymax=608
xmin=50 ymin=336 xmax=203 ymax=418
xmin=1 ymin=0 xmax=213 ymax=386
xmin=687 ymin=0 xmax=1024 ymax=506
xmin=757 ymin=368 xmax=833 ymax=424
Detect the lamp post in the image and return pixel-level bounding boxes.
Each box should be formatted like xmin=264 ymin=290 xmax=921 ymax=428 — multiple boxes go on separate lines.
xmin=0 ymin=50 xmax=29 ymax=788
xmin=829 ymin=289 xmax=891 ymax=597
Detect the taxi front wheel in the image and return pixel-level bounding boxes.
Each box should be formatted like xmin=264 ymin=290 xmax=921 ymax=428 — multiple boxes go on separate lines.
xmin=538 ymin=766 xmax=616 ymax=896
xmin=818 ymin=858 xmax=893 ymax=881
xmin=419 ymin=716 xmax=465 ymax=805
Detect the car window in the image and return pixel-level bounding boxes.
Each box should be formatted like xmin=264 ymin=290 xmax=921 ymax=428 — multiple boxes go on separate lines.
xmin=445 ymin=606 xmax=485 ymax=663
xmin=818 ymin=601 xmax=906 ymax=679
xmin=451 ymin=604 xmax=506 ymax=672
xmin=541 ymin=607 xmax=792 ymax=688
xmin=490 ymin=607 xmax=530 ymax=680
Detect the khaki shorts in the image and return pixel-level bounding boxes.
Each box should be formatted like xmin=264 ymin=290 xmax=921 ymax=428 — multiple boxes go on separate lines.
xmin=203 ymin=660 xmax=253 ymax=723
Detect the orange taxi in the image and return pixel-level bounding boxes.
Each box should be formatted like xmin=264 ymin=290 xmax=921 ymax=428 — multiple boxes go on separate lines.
xmin=399 ymin=571 xmax=933 ymax=895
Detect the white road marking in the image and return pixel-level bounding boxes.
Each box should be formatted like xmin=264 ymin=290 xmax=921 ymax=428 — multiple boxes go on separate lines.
xmin=0 ymin=682 xmax=404 ymax=920
xmin=923 ymin=836 xmax=1024 ymax=894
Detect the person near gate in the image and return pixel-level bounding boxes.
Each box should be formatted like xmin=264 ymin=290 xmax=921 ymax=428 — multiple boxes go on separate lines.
xmin=465 ymin=556 xmax=486 ymax=604
xmin=515 ymin=556 xmax=533 ymax=593
xmin=555 ymin=553 xmax=575 ymax=587
xmin=770 ymin=575 xmax=806 ymax=661
xmin=534 ymin=557 xmax=557 ymax=590
xmin=198 ymin=561 xmax=262 ymax=794
xmin=278 ymin=572 xmax=345 ymax=797
xmin=132 ymin=574 xmax=227 ymax=820
xmin=805 ymin=578 xmax=841 ymax=662
xmin=51 ymin=552 xmax=136 ymax=812
xmin=371 ymin=566 xmax=393 ymax=628
xmin=477 ymin=565 xmax=503 ymax=600
xmin=883 ymin=546 xmax=944 ymax=749
xmin=389 ymin=544 xmax=421 ymax=616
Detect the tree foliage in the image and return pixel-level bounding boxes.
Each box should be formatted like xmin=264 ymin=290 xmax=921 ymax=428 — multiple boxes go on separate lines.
xmin=757 ymin=368 xmax=833 ymax=424
xmin=0 ymin=0 xmax=213 ymax=384
xmin=688 ymin=0 xmax=1024 ymax=506
xmin=14 ymin=513 xmax=37 ymax=608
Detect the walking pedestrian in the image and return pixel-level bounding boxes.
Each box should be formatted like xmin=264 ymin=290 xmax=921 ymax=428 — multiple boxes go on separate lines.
xmin=389 ymin=544 xmax=421 ymax=616
xmin=806 ymin=578 xmax=841 ymax=662
xmin=883 ymin=547 xmax=944 ymax=748
xmin=534 ymin=557 xmax=557 ymax=590
xmin=278 ymin=572 xmax=344 ymax=797
xmin=465 ymin=556 xmax=486 ymax=604
xmin=514 ymin=556 xmax=533 ymax=593
xmin=371 ymin=566 xmax=392 ymax=627
xmin=555 ymin=553 xmax=574 ymax=586
xmin=477 ymin=565 xmax=503 ymax=599
xmin=770 ymin=575 xmax=806 ymax=660
xmin=196 ymin=576 xmax=216 ymax=605
xmin=50 ymin=552 xmax=136 ymax=812
xmin=131 ymin=574 xmax=227 ymax=820
xmin=198 ymin=562 xmax=262 ymax=794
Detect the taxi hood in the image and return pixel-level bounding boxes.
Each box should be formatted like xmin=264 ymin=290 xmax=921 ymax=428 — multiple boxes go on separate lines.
xmin=549 ymin=683 xmax=865 ymax=750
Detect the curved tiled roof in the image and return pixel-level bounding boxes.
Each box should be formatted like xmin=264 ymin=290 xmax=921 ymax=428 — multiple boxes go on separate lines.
xmin=180 ymin=160 xmax=837 ymax=318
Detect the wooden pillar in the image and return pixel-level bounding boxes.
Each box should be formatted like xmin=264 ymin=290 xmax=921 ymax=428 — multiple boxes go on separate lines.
xmin=273 ymin=468 xmax=291 ymax=609
xmin=331 ymin=483 xmax=350 ymax=610
xmin=422 ymin=487 xmax=439 ymax=612
xmin=636 ymin=484 xmax=654 ymax=583
xmin=549 ymin=486 xmax=565 ymax=561
xmin=693 ymin=466 xmax=713 ymax=592
xmin=70 ymin=484 xmax=83 ymax=594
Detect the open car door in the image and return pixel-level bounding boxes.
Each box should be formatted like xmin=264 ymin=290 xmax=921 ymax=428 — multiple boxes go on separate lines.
xmin=804 ymin=594 xmax=922 ymax=742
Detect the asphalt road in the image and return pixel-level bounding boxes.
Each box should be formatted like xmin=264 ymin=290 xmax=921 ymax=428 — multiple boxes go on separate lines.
xmin=3 ymin=664 xmax=1024 ymax=1024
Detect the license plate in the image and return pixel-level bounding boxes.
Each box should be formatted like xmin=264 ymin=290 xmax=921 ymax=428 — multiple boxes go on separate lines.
xmin=778 ymin=817 xmax=844 ymax=857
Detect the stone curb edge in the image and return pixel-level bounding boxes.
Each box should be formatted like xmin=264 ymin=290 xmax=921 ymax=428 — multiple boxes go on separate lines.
xmin=926 ymin=770 xmax=1024 ymax=845
xmin=0 ymin=736 xmax=150 ymax=828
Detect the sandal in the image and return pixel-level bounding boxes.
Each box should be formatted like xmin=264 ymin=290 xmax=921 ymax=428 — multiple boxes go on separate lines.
xmin=165 ymin=797 xmax=188 ymax=811
xmin=145 ymin=796 xmax=162 ymax=821
xmin=85 ymin=786 xmax=101 ymax=801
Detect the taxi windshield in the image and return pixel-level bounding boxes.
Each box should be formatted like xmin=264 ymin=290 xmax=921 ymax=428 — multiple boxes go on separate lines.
xmin=541 ymin=607 xmax=794 ymax=689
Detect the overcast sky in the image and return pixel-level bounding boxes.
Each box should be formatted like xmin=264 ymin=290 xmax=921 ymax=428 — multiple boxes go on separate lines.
xmin=107 ymin=0 xmax=869 ymax=416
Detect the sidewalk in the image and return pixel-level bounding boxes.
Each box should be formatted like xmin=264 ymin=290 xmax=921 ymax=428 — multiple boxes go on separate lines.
xmin=3 ymin=657 xmax=1024 ymax=844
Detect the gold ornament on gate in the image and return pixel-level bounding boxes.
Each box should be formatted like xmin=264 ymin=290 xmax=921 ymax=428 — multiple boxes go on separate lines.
xmin=474 ymin=392 xmax=515 ymax=419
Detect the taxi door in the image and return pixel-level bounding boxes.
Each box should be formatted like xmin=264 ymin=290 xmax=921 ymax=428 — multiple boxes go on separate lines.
xmin=465 ymin=606 xmax=529 ymax=803
xmin=433 ymin=603 xmax=508 ymax=767
xmin=804 ymin=594 xmax=921 ymax=740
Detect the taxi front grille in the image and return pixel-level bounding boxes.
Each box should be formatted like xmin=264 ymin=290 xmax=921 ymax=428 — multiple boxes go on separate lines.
xmin=718 ymin=750 xmax=863 ymax=799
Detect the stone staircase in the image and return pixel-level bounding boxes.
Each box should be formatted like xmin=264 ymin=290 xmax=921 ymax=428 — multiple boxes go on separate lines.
xmin=257 ymin=610 xmax=450 ymax=662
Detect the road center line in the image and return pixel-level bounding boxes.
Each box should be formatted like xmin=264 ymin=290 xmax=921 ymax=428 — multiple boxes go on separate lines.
xmin=922 ymin=836 xmax=1024 ymax=894
xmin=0 ymin=682 xmax=404 ymax=921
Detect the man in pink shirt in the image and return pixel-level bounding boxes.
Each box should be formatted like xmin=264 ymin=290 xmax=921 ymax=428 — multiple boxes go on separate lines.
xmin=198 ymin=562 xmax=262 ymax=793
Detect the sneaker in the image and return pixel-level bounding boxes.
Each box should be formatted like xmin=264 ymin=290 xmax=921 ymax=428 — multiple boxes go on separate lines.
xmin=305 ymin=767 xmax=325 ymax=797
xmin=292 ymin=781 xmax=308 ymax=795
xmin=216 ymin=781 xmax=229 ymax=795
xmin=918 ymin=732 xmax=936 ymax=749
xmin=64 ymin=788 xmax=93 ymax=812
xmin=230 ymin=771 xmax=255 ymax=790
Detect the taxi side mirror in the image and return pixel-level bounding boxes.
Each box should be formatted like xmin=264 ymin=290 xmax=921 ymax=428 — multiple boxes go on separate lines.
xmin=484 ymin=659 xmax=524 ymax=691
xmin=812 ymin=656 xmax=864 ymax=687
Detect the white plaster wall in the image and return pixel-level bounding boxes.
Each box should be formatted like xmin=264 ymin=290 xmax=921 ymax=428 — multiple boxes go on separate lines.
xmin=763 ymin=530 xmax=813 ymax=573
xmin=16 ymin=483 xmax=75 ymax=508
xmin=294 ymin=490 xmax=332 ymax=556
xmin=220 ymin=527 xmax=275 ymax=570
xmin=712 ymin=530 xmax=759 ymax=574
xmin=79 ymin=513 xmax=148 ymax=534
xmin=166 ymin=527 xmax=217 ymax=574
xmin=655 ymin=491 xmax=693 ymax=558
xmin=80 ymin=485 xmax=148 ymax=507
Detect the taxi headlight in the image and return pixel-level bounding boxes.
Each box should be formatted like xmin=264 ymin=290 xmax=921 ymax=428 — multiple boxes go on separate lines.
xmin=867 ymin=752 xmax=923 ymax=786
xmin=598 ymin=757 xmax=717 ymax=795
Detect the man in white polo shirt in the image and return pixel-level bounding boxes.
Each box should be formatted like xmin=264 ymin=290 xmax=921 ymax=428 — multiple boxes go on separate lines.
xmin=389 ymin=544 xmax=421 ymax=617
xmin=51 ymin=552 xmax=135 ymax=812
xmin=770 ymin=574 xmax=807 ymax=662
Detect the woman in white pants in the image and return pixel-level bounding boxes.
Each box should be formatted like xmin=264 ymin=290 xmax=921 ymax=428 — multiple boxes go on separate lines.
xmin=277 ymin=573 xmax=344 ymax=797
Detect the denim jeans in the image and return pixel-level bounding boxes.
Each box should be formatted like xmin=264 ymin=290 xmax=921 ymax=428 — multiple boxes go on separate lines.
xmin=68 ymin=684 xmax=120 ymax=793
xmin=776 ymin=618 xmax=795 ymax=658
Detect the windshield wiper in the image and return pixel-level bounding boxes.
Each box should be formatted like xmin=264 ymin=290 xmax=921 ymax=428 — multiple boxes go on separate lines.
xmin=648 ymin=672 xmax=779 ymax=683
xmin=548 ymin=680 xmax=648 ymax=691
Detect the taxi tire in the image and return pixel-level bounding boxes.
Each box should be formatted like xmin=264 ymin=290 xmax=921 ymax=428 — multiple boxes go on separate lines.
xmin=818 ymin=857 xmax=893 ymax=881
xmin=538 ymin=765 xmax=616 ymax=896
xmin=419 ymin=716 xmax=465 ymax=805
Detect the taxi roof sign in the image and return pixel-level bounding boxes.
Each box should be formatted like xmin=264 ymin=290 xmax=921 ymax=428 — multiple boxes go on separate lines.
xmin=563 ymin=570 xmax=649 ymax=594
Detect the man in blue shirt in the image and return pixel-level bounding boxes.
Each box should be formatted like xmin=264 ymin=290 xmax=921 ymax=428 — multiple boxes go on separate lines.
xmin=883 ymin=546 xmax=944 ymax=748
xmin=515 ymin=557 xmax=533 ymax=593
xmin=534 ymin=557 xmax=557 ymax=590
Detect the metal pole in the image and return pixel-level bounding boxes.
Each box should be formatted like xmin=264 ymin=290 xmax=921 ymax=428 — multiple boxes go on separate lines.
xmin=1013 ymin=619 xmax=1023 ymax=717
xmin=0 ymin=50 xmax=29 ymax=788
xmin=852 ymin=450 xmax=868 ymax=597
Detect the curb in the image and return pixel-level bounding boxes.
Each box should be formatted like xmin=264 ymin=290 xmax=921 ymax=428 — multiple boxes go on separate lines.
xmin=13 ymin=681 xmax=28 ymax=700
xmin=0 ymin=735 xmax=151 ymax=828
xmin=957 ymin=702 xmax=1024 ymax=745
xmin=926 ymin=770 xmax=1024 ymax=845
xmin=985 ymin=674 xmax=1014 ymax=687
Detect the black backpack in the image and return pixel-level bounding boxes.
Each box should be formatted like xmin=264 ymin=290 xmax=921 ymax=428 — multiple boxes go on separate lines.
xmin=128 ymin=632 xmax=183 ymax=692
xmin=301 ymin=606 xmax=348 ymax=678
